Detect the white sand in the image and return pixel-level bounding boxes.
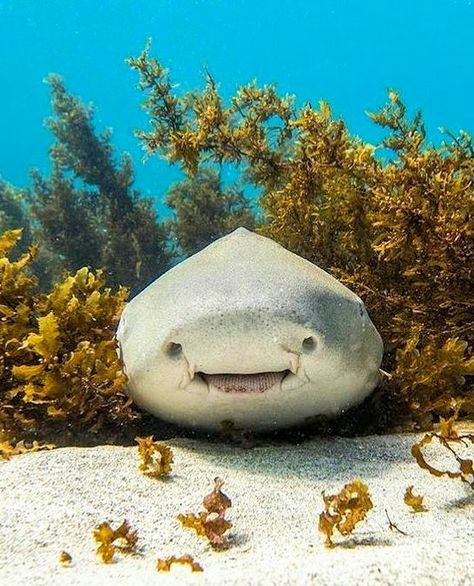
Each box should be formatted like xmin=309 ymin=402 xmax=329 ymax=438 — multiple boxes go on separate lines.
xmin=0 ymin=433 xmax=473 ymax=585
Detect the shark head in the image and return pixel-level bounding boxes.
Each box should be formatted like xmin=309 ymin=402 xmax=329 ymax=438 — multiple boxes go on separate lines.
xmin=116 ymin=227 xmax=383 ymax=432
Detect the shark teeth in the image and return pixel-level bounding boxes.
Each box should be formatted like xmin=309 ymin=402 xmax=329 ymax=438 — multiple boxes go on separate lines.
xmin=199 ymin=371 xmax=288 ymax=394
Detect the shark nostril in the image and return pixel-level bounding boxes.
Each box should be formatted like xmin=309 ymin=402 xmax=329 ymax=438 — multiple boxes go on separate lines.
xmin=166 ymin=342 xmax=183 ymax=358
xmin=302 ymin=336 xmax=316 ymax=352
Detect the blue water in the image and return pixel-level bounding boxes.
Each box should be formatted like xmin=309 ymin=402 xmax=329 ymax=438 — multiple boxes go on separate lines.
xmin=1 ymin=0 xmax=473 ymax=217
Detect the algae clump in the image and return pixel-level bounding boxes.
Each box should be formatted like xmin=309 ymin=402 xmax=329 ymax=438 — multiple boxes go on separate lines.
xmin=0 ymin=229 xmax=137 ymax=452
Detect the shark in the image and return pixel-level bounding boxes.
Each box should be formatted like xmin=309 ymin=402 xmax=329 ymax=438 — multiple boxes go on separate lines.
xmin=116 ymin=227 xmax=383 ymax=432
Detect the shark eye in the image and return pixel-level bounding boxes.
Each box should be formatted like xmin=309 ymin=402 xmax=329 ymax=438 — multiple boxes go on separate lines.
xmin=302 ymin=336 xmax=316 ymax=351
xmin=166 ymin=342 xmax=183 ymax=358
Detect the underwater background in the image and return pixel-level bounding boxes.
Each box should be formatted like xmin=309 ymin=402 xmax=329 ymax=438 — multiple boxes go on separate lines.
xmin=1 ymin=5 xmax=474 ymax=577
xmin=0 ymin=0 xmax=473 ymax=449
xmin=2 ymin=0 xmax=473 ymax=217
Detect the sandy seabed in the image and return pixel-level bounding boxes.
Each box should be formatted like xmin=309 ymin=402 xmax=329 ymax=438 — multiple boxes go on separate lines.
xmin=0 ymin=433 xmax=473 ymax=586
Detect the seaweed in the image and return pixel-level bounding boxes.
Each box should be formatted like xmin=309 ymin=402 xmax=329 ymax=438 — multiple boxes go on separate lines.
xmin=129 ymin=47 xmax=474 ymax=430
xmin=0 ymin=439 xmax=54 ymax=461
xmin=29 ymin=75 xmax=173 ymax=293
xmin=93 ymin=520 xmax=138 ymax=563
xmin=135 ymin=435 xmax=173 ymax=478
xmin=0 ymin=229 xmax=139 ymax=446
xmin=411 ymin=412 xmax=474 ymax=489
xmin=177 ymin=477 xmax=232 ymax=550
xmin=318 ymin=479 xmax=374 ymax=547
xmin=404 ymin=486 xmax=427 ymax=512
xmin=0 ymin=181 xmax=32 ymax=254
xmin=390 ymin=334 xmax=474 ymax=429
xmin=58 ymin=551 xmax=72 ymax=566
xmin=164 ymin=168 xmax=257 ymax=258
xmin=156 ymin=554 xmax=203 ymax=572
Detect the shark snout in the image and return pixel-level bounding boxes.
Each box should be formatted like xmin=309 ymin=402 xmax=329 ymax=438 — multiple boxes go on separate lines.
xmin=162 ymin=320 xmax=317 ymax=383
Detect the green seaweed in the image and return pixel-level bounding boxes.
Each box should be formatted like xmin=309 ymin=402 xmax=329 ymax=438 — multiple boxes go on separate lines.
xmin=0 ymin=181 xmax=33 ymax=254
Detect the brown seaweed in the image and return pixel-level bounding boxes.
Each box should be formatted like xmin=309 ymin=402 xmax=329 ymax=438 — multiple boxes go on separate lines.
xmin=129 ymin=47 xmax=474 ymax=430
xmin=135 ymin=435 xmax=173 ymax=478
xmin=156 ymin=554 xmax=203 ymax=572
xmin=58 ymin=551 xmax=72 ymax=566
xmin=411 ymin=413 xmax=474 ymax=489
xmin=318 ymin=479 xmax=374 ymax=547
xmin=93 ymin=520 xmax=138 ymax=563
xmin=404 ymin=486 xmax=427 ymax=512
xmin=177 ymin=477 xmax=232 ymax=550
xmin=0 ymin=229 xmax=137 ymax=446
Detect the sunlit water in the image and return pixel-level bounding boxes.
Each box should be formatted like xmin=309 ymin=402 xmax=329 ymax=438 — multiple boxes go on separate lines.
xmin=1 ymin=0 xmax=473 ymax=216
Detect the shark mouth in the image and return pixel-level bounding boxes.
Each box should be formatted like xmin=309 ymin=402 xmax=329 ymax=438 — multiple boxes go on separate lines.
xmin=198 ymin=370 xmax=290 ymax=393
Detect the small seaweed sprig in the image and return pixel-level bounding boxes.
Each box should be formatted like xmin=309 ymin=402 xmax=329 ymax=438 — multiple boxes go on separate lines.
xmin=135 ymin=435 xmax=174 ymax=478
xmin=156 ymin=554 xmax=203 ymax=572
xmin=411 ymin=412 xmax=474 ymax=490
xmin=318 ymin=479 xmax=374 ymax=547
xmin=177 ymin=477 xmax=232 ymax=550
xmin=93 ymin=520 xmax=138 ymax=563
xmin=404 ymin=486 xmax=427 ymax=512
xmin=58 ymin=550 xmax=72 ymax=566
